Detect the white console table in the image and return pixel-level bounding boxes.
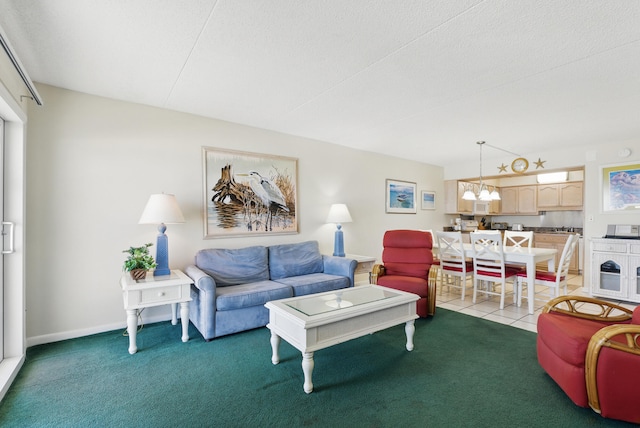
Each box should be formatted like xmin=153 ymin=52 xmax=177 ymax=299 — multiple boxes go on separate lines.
xmin=120 ymin=269 xmax=192 ymax=354
xmin=591 ymin=238 xmax=640 ymax=303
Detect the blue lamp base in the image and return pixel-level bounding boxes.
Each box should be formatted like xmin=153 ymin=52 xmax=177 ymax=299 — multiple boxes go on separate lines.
xmin=154 ymin=223 xmax=171 ymax=276
xmin=333 ymin=224 xmax=345 ymax=257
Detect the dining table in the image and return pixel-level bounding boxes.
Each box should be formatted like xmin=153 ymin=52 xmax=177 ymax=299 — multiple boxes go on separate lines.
xmin=435 ymin=242 xmax=557 ymax=315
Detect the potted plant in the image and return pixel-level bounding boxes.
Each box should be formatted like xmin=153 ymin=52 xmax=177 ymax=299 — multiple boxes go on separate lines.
xmin=122 ymin=243 xmax=157 ymax=280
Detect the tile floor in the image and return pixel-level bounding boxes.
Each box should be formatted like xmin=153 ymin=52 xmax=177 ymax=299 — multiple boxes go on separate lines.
xmin=435 ymin=273 xmax=638 ymax=333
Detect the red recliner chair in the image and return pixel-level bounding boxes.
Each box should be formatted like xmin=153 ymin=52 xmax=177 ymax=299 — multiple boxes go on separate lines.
xmin=537 ymin=295 xmax=640 ymax=424
xmin=372 ymin=229 xmax=436 ymax=318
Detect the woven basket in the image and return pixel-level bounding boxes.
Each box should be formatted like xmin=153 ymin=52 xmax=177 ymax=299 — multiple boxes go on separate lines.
xmin=130 ymin=269 xmax=147 ymax=281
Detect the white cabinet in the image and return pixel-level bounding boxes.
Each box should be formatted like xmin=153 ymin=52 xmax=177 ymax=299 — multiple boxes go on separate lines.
xmin=590 ymin=238 xmax=640 ymax=302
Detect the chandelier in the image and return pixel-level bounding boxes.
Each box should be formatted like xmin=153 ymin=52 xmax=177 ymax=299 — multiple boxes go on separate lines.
xmin=462 ymin=141 xmax=501 ymax=201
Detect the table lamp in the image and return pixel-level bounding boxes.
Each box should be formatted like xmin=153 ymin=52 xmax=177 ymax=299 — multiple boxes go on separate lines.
xmin=139 ymin=193 xmax=185 ymax=276
xmin=326 ymin=203 xmax=352 ymax=257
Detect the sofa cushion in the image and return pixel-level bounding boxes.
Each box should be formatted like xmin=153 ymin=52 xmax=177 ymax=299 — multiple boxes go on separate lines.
xmin=215 ymin=280 xmax=292 ymax=311
xmin=195 ymin=246 xmax=269 ymax=286
xmin=275 ymin=273 xmax=349 ymax=296
xmin=269 ymin=241 xmax=323 ymax=280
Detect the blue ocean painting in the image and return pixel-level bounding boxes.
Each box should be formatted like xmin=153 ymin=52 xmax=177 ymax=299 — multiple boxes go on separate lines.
xmin=389 ymin=183 xmax=414 ymax=209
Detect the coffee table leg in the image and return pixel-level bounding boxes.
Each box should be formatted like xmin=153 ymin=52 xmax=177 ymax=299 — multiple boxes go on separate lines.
xmin=405 ymin=320 xmax=415 ymax=351
xmin=302 ymin=352 xmax=314 ymax=394
xmin=270 ymin=332 xmax=280 ymax=365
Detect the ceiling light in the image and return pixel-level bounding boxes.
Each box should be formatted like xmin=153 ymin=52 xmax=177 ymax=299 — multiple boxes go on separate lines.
xmin=537 ymin=172 xmax=568 ymax=184
xmin=463 ymin=141 xmax=501 ymax=202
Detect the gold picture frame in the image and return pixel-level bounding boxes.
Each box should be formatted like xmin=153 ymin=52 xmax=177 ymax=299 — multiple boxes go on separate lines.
xmin=601 ymin=162 xmax=640 ymax=212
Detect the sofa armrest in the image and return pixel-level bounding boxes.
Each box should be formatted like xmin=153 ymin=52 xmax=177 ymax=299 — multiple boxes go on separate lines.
xmin=322 ymin=255 xmax=357 ymax=287
xmin=371 ymin=264 xmax=385 ymax=284
xmin=185 ymin=265 xmax=216 ymax=293
xmin=542 ymin=295 xmax=633 ymax=323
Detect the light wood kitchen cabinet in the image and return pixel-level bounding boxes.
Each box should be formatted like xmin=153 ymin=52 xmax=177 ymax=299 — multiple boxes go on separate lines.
xmin=500 ymin=185 xmax=537 ymax=215
xmin=537 ymin=182 xmax=583 ymax=210
xmin=457 ymin=181 xmax=475 ymax=214
xmin=534 ymin=233 xmax=580 ymax=274
xmin=444 ymin=180 xmax=458 ymax=214
xmin=444 ymin=180 xmax=475 ymax=214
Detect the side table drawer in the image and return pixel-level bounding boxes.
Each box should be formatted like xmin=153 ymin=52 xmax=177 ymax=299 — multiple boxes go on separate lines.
xmin=355 ymin=260 xmax=375 ymax=275
xmin=138 ymin=286 xmax=183 ymax=305
xmin=592 ymin=242 xmax=627 ymax=253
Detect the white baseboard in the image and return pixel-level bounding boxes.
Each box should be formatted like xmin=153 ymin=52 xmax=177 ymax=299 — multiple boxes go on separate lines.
xmin=0 ymin=356 xmax=25 ymax=402
xmin=26 ymin=313 xmax=174 ymax=347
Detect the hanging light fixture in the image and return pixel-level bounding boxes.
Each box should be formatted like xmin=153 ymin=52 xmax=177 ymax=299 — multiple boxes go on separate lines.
xmin=462 ymin=141 xmax=500 ymax=201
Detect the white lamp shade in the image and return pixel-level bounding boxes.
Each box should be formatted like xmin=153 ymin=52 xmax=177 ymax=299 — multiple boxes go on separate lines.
xmin=478 ymin=188 xmax=492 ymax=201
xmin=326 ymin=204 xmax=352 ymax=224
xmin=462 ymin=189 xmax=476 ymax=201
xmin=139 ymin=194 xmax=185 ymax=224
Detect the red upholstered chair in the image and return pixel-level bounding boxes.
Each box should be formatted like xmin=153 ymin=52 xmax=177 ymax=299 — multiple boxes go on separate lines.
xmin=372 ymin=229 xmax=436 ymax=317
xmin=537 ymin=295 xmax=640 ymax=424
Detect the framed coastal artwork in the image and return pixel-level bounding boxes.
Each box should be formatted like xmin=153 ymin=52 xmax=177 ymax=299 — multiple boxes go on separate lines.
xmin=421 ymin=190 xmax=436 ymax=210
xmin=202 ymin=147 xmax=298 ymax=238
xmin=602 ymin=162 xmax=640 ymax=212
xmin=385 ymin=179 xmax=417 ymax=214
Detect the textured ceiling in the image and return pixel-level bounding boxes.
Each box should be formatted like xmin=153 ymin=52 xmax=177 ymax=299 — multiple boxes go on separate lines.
xmin=1 ymin=0 xmax=639 ymax=167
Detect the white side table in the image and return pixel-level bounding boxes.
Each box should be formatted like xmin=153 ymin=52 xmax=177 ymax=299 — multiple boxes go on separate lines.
xmin=120 ymin=269 xmax=193 ymax=354
xmin=345 ymin=254 xmax=376 ymax=285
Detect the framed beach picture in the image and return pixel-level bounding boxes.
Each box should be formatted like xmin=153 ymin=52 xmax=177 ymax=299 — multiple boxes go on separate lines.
xmin=202 ymin=147 xmax=298 ymax=238
xmin=421 ymin=190 xmax=436 ymax=210
xmin=385 ymin=179 xmax=417 ymax=214
xmin=601 ymin=162 xmax=640 ymax=212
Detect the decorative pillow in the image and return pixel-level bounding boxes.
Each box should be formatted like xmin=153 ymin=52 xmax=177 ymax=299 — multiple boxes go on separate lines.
xmin=195 ymin=246 xmax=269 ymax=286
xmin=269 ymin=241 xmax=323 ymax=280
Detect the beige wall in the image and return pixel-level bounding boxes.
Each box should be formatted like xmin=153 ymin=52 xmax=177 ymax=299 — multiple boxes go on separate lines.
xmin=25 ymin=84 xmax=446 ymax=344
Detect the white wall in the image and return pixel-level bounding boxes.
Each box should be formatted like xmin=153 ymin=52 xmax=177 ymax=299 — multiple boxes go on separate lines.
xmin=25 ymin=84 xmax=446 ymax=345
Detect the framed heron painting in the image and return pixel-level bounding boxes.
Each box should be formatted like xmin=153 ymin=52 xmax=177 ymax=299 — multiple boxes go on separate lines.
xmin=202 ymin=147 xmax=298 ymax=238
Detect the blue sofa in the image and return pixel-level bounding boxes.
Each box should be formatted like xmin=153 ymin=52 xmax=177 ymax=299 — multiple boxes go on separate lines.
xmin=185 ymin=241 xmax=357 ymax=340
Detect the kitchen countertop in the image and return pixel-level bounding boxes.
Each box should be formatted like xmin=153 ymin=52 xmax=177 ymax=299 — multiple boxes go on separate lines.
xmin=442 ymin=227 xmax=583 ymax=236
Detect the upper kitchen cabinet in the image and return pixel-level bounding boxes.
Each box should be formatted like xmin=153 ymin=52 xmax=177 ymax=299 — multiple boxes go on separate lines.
xmin=500 ymin=185 xmax=537 ymax=215
xmin=537 ymin=182 xmax=583 ymax=210
xmin=444 ymin=180 xmax=473 ymax=214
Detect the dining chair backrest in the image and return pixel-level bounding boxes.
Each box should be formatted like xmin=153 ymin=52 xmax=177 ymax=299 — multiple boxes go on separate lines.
xmin=504 ymin=230 xmax=533 ymax=249
xmin=470 ymin=231 xmax=507 ymax=277
xmin=436 ymin=231 xmax=468 ymax=272
xmin=554 ymin=233 xmax=579 ymax=284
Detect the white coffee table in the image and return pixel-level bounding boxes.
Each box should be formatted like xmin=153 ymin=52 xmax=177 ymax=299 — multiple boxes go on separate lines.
xmin=265 ymin=285 xmax=419 ymax=393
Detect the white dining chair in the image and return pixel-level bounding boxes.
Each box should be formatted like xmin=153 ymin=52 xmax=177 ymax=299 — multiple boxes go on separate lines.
xmin=515 ymin=233 xmax=579 ymax=307
xmin=503 ymin=230 xmax=533 ymax=249
xmin=503 ymin=230 xmax=533 ymax=272
xmin=436 ymin=231 xmax=474 ymax=300
xmin=470 ymin=231 xmax=521 ymax=309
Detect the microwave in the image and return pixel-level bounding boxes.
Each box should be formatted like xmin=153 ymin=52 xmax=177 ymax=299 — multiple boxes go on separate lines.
xmin=472 ymin=201 xmax=490 ymax=215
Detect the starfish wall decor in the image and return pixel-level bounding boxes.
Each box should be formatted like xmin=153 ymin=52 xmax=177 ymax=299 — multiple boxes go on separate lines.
xmin=535 ymin=158 xmax=546 ymax=169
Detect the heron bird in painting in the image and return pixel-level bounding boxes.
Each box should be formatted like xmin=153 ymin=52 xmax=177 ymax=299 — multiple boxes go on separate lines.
xmin=248 ymin=171 xmax=290 ymax=231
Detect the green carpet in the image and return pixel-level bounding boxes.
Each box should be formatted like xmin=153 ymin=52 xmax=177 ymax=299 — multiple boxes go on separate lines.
xmin=0 ymin=309 xmax=632 ymax=427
